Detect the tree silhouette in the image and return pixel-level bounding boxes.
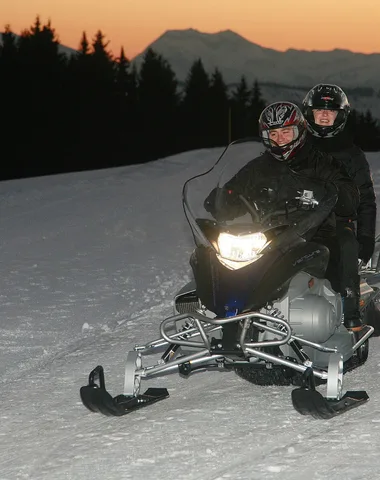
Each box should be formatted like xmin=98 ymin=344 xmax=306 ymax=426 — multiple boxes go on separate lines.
xmin=137 ymin=48 xmax=179 ymax=159
xmin=70 ymin=30 xmax=117 ymax=165
xmin=248 ymin=79 xmax=266 ymax=136
xmin=18 ymin=16 xmax=65 ymax=69
xmin=0 ymin=15 xmax=379 ymax=181
xmin=78 ymin=31 xmax=90 ymax=55
xmin=230 ymin=75 xmax=251 ymax=140
xmin=14 ymin=17 xmax=67 ymax=174
xmin=0 ymin=25 xmax=19 ymax=94
xmin=114 ymin=47 xmax=139 ymax=158
xmin=115 ymin=47 xmax=130 ymax=98
xmin=181 ymin=58 xmax=211 ymax=150
xmin=0 ymin=24 xmax=18 ymax=60
xmin=208 ymin=68 xmax=229 ymax=146
xmin=0 ymin=25 xmax=21 ymax=173
xmin=348 ymin=109 xmax=380 ymax=151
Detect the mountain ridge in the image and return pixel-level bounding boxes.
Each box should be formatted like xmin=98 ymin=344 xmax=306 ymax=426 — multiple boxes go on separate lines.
xmin=131 ymin=28 xmax=380 ymax=90
xmin=131 ymin=28 xmax=380 ymax=118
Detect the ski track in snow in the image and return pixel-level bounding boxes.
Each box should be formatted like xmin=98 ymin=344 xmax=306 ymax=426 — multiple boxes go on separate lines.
xmin=1 ymin=146 xmax=380 ymax=479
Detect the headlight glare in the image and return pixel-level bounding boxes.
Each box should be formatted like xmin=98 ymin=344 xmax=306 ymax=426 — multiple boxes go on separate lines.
xmin=217 ymin=232 xmax=268 ymax=262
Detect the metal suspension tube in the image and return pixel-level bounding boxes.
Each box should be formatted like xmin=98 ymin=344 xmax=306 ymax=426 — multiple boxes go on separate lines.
xmin=136 ymin=350 xmax=223 ymax=377
xmin=245 ymin=347 xmax=328 ymax=380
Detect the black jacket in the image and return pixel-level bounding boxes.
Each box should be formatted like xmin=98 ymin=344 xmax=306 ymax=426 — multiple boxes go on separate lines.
xmin=205 ymin=140 xmax=359 ymax=235
xmin=309 ymin=130 xmax=377 ymax=239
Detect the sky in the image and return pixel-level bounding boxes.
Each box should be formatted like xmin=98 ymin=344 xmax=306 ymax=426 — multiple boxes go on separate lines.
xmin=1 ymin=0 xmax=380 ymax=58
xmin=1 ymin=142 xmax=380 ymax=479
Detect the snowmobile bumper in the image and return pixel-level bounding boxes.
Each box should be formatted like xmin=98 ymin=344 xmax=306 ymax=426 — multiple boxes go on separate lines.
xmin=80 ymin=365 xmax=169 ymax=416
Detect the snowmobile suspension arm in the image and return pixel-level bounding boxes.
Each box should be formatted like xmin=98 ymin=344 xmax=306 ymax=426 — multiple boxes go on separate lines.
xmin=244 ymin=347 xmax=328 ymax=380
xmin=134 ymin=349 xmax=225 ymax=377
xmin=131 ymin=343 xmax=328 ymax=381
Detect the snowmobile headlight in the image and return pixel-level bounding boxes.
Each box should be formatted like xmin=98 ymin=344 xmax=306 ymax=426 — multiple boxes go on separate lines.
xmin=217 ymin=232 xmax=268 ymax=269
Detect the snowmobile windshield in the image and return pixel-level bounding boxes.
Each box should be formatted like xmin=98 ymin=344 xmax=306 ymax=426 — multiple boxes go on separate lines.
xmin=182 ymin=138 xmax=338 ymax=266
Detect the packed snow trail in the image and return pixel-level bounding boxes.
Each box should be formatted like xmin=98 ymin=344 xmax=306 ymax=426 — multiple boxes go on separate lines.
xmin=1 ymin=145 xmax=380 ymax=479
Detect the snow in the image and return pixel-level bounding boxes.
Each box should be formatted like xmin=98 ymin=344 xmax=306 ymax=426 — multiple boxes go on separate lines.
xmin=1 ymin=142 xmax=380 ymax=480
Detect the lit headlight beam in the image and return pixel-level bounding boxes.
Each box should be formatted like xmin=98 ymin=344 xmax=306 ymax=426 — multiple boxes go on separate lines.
xmin=217 ymin=232 xmax=268 ymax=265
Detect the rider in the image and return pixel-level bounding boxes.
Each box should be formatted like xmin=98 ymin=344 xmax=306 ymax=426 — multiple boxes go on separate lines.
xmin=302 ymin=85 xmax=377 ymax=331
xmin=302 ymin=84 xmax=377 ymax=265
xmin=205 ymin=101 xmax=362 ymax=330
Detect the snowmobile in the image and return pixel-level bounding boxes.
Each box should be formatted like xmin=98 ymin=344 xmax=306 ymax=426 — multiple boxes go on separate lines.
xmin=80 ymin=138 xmax=380 ymax=419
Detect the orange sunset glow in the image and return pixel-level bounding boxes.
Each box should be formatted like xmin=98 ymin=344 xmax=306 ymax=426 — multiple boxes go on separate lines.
xmin=1 ymin=0 xmax=379 ymax=58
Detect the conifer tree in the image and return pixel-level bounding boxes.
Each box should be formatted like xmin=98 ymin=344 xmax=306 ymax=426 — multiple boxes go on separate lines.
xmin=230 ymin=75 xmax=251 ymax=139
xmin=208 ymin=68 xmax=229 ymax=145
xmin=0 ymin=25 xmax=20 ymax=166
xmin=181 ymin=58 xmax=211 ymax=149
xmin=248 ymin=79 xmax=266 ymax=136
xmin=137 ymin=48 xmax=179 ymax=158
xmin=114 ymin=47 xmax=139 ymax=157
xmin=16 ymin=17 xmax=65 ymax=170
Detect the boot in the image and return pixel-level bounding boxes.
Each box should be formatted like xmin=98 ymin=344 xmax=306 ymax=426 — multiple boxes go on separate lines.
xmin=343 ymin=287 xmax=364 ymax=331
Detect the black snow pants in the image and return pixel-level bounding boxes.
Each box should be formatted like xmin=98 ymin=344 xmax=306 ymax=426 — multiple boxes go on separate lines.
xmin=312 ymin=221 xmax=360 ymax=323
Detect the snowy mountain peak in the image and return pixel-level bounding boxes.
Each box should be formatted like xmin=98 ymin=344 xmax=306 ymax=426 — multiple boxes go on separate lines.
xmin=152 ymin=27 xmax=266 ymax=52
xmin=132 ymin=28 xmax=380 ymax=90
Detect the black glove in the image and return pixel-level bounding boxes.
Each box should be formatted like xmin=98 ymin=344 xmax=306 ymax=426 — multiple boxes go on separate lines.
xmin=204 ymin=187 xmax=244 ymax=221
xmin=358 ymin=235 xmax=375 ymax=263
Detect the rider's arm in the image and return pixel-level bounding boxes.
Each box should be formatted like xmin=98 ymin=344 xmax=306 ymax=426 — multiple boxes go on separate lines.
xmin=351 ymin=146 xmax=377 ymax=239
xmin=315 ymin=151 xmax=359 ymax=219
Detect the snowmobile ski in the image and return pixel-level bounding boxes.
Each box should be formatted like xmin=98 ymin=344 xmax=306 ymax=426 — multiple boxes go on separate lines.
xmin=80 ymin=365 xmax=169 ymax=416
xmin=291 ymin=366 xmax=369 ymax=419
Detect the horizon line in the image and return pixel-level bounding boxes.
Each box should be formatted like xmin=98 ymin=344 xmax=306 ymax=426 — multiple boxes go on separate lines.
xmin=2 ymin=25 xmax=380 ymax=58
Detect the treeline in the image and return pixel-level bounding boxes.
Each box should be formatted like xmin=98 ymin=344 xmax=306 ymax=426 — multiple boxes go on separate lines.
xmin=0 ymin=17 xmax=379 ymax=180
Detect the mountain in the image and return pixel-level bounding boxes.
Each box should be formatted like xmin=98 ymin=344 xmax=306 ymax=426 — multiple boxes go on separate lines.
xmin=132 ymin=28 xmax=380 ymax=89
xmin=0 ymin=31 xmax=77 ymax=57
xmin=132 ymin=29 xmax=380 ymax=117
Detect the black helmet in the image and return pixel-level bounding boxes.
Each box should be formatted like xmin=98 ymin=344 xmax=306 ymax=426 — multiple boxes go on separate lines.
xmin=259 ymin=101 xmax=307 ymax=161
xmin=302 ymin=84 xmax=350 ymax=138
